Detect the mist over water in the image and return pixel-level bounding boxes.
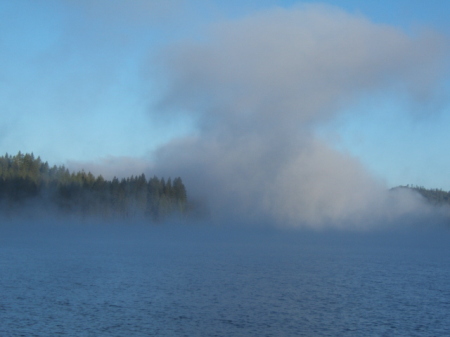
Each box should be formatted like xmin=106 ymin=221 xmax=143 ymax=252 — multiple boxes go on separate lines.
xmin=2 ymin=3 xmax=450 ymax=336
xmin=146 ymin=4 xmax=449 ymax=229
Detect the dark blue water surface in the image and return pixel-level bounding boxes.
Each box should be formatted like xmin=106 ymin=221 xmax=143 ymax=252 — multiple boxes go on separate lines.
xmin=0 ymin=221 xmax=449 ymax=336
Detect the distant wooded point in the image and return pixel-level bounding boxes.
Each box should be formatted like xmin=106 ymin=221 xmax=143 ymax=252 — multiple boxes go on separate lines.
xmin=393 ymin=185 xmax=450 ymax=206
xmin=0 ymin=152 xmax=188 ymax=220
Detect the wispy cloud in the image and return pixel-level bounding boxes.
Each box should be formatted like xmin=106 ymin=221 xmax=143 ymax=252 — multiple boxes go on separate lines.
xmin=147 ymin=4 xmax=449 ymax=228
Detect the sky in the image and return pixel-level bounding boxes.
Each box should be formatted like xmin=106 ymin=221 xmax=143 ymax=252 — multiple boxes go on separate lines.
xmin=1 ymin=1 xmax=450 ymax=227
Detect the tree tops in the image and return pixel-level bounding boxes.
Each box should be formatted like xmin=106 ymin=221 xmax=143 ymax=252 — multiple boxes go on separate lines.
xmin=0 ymin=152 xmax=188 ymax=221
xmin=393 ymin=185 xmax=450 ymax=206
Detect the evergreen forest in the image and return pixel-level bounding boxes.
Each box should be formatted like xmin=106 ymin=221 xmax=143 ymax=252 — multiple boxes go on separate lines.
xmin=399 ymin=185 xmax=450 ymax=206
xmin=0 ymin=152 xmax=188 ymax=220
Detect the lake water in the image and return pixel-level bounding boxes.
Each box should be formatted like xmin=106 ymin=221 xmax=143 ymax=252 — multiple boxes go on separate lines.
xmin=0 ymin=221 xmax=449 ymax=336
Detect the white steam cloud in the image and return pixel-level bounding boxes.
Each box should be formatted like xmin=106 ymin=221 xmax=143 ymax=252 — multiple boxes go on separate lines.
xmin=149 ymin=5 xmax=448 ymax=228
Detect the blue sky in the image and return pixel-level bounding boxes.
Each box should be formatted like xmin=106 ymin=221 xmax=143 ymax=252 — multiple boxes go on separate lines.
xmin=1 ymin=0 xmax=450 ymax=192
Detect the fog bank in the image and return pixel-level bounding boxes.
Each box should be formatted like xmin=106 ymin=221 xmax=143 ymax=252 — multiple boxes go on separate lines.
xmin=147 ymin=5 xmax=449 ymax=228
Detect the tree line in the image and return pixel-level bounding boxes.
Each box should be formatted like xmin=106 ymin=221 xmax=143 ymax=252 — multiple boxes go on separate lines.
xmin=395 ymin=185 xmax=450 ymax=206
xmin=0 ymin=152 xmax=188 ymax=220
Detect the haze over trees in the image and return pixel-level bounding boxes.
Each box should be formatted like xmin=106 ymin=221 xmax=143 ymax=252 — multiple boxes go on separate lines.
xmin=396 ymin=185 xmax=450 ymax=207
xmin=3 ymin=151 xmax=450 ymax=224
xmin=0 ymin=152 xmax=188 ymax=220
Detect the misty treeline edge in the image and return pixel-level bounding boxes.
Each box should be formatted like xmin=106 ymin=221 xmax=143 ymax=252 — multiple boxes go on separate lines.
xmin=0 ymin=152 xmax=188 ymax=220
xmin=393 ymin=185 xmax=450 ymax=207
